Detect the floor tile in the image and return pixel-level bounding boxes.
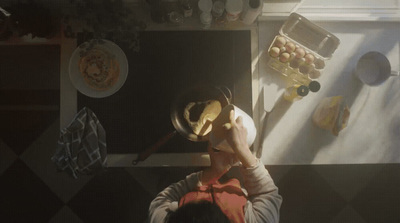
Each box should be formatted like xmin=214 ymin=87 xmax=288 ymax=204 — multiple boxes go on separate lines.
xmin=313 ymin=164 xmax=384 ymax=202
xmin=276 ymin=165 xmax=347 ymax=223
xmin=0 ymin=159 xmax=63 ymax=222
xmin=0 ymin=139 xmax=17 ymax=175
xmin=68 ymin=167 xmax=153 ymax=223
xmin=124 ymin=167 xmax=164 ymax=197
xmin=330 ymin=205 xmax=367 ymax=223
xmin=20 ymin=118 xmax=94 ymax=203
xmin=49 ymin=205 xmax=84 ymax=223
xmin=266 ymin=165 xmax=294 ymax=185
xmin=0 ymin=45 xmax=60 ymax=90
xmin=351 ymin=164 xmax=400 ymax=223
xmin=0 ymin=110 xmax=59 ymax=155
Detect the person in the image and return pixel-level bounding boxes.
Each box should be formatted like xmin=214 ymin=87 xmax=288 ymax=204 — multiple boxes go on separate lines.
xmin=148 ymin=110 xmax=282 ymax=223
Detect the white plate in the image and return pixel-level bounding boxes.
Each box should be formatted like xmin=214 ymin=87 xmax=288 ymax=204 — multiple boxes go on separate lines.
xmin=69 ymin=39 xmax=128 ymax=98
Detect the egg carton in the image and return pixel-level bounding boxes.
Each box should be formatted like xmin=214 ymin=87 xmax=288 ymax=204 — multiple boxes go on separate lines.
xmin=267 ymin=13 xmax=340 ymax=86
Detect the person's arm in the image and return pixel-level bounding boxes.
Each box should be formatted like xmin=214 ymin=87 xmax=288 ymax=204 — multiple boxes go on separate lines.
xmin=222 ymin=110 xmax=257 ymax=169
xmin=148 ymin=172 xmax=201 ymax=223
xmin=241 ymin=159 xmax=282 ymax=223
xmin=223 ymin=110 xmax=282 ymax=222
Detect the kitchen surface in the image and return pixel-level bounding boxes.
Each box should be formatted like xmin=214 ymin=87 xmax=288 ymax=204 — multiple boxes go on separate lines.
xmin=76 ymin=30 xmax=253 ymax=155
xmin=58 ymin=4 xmax=400 ymax=166
xmin=259 ymin=20 xmax=400 ymax=164
xmin=1 ymin=0 xmax=400 ymax=222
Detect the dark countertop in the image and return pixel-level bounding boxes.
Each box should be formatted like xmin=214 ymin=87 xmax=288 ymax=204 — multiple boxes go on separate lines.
xmin=77 ymin=30 xmax=253 ymax=155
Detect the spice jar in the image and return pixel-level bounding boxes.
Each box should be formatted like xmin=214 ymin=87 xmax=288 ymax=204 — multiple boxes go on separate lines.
xmin=212 ymin=1 xmax=225 ymax=18
xmin=283 ymin=84 xmax=309 ymax=102
xmin=200 ymin=12 xmax=212 ymax=29
xmin=180 ymin=0 xmax=193 ymax=17
xmin=198 ymin=0 xmax=212 ymax=13
xmin=225 ymin=0 xmax=243 ymax=21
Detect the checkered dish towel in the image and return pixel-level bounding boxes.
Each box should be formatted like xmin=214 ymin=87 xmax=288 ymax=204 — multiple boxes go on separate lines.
xmin=52 ymin=107 xmax=107 ymax=178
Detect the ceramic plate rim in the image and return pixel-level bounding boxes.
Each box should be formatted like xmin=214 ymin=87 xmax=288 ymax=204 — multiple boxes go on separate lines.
xmin=68 ymin=39 xmax=129 ymax=98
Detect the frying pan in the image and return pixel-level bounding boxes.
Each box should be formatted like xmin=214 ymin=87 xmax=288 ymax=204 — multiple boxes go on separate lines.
xmin=132 ymin=85 xmax=232 ymax=165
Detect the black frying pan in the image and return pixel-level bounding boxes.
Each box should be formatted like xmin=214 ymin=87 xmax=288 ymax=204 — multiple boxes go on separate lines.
xmin=132 ymin=85 xmax=231 ymax=165
xmin=170 ymin=85 xmax=232 ymax=142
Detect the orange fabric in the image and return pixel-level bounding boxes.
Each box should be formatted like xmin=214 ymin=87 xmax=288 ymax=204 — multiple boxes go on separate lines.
xmin=179 ymin=178 xmax=247 ymax=223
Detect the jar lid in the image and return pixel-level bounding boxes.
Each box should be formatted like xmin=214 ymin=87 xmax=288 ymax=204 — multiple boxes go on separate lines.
xmin=297 ymin=85 xmax=309 ymax=96
xmin=225 ymin=0 xmax=243 ymax=14
xmin=198 ymin=0 xmax=213 ymax=13
xmin=308 ymin=81 xmax=321 ymax=92
xmin=213 ymin=1 xmax=225 ymax=14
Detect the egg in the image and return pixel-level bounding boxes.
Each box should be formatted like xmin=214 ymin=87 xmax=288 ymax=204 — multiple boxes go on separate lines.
xmin=294 ymin=47 xmax=306 ymax=58
xmin=279 ymin=52 xmax=290 ymax=63
xmin=269 ymin=47 xmax=280 ymax=58
xmin=274 ymin=36 xmax=287 ymax=48
xmin=285 ymin=42 xmax=296 ymax=53
xmin=304 ymin=53 xmax=315 ymax=65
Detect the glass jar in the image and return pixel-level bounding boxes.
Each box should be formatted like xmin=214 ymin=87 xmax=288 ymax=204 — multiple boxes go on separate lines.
xmin=283 ymin=84 xmax=309 ymax=102
xmin=180 ymin=0 xmax=193 ymax=17
xmin=200 ymin=12 xmax=212 ymax=29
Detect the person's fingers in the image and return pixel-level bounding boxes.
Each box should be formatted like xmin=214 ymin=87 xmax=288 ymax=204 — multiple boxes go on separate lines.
xmin=229 ymin=109 xmax=235 ymax=124
xmin=236 ymin=115 xmax=243 ymax=125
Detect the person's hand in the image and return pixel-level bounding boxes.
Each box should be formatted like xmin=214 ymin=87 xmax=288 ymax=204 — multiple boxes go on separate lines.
xmin=223 ymin=110 xmax=249 ymax=153
xmin=223 ymin=110 xmax=257 ymax=168
xmin=208 ymin=143 xmax=238 ymax=175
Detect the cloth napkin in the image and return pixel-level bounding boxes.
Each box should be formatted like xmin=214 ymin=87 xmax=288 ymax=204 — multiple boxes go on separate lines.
xmin=52 ymin=107 xmax=107 ymax=178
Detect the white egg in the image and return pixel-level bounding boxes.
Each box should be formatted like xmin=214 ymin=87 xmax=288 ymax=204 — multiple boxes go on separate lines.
xmin=274 ymin=36 xmax=287 ymax=48
xmin=269 ymin=47 xmax=280 ymax=58
xmin=304 ymin=53 xmax=315 ymax=65
xmin=279 ymin=52 xmax=290 ymax=63
xmin=285 ymin=42 xmax=296 ymax=53
xmin=295 ymin=47 xmax=306 ymax=58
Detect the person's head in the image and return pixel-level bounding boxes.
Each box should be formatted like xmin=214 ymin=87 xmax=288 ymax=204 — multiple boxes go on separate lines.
xmin=166 ymin=201 xmax=230 ymax=223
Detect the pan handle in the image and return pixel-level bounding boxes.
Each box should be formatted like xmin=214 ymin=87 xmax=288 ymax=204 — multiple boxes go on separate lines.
xmin=216 ymin=86 xmax=232 ymax=104
xmin=132 ymin=131 xmax=177 ymax=165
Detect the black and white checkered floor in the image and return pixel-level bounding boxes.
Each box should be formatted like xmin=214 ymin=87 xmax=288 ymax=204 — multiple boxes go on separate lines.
xmin=2 ymin=122 xmax=400 ymax=223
